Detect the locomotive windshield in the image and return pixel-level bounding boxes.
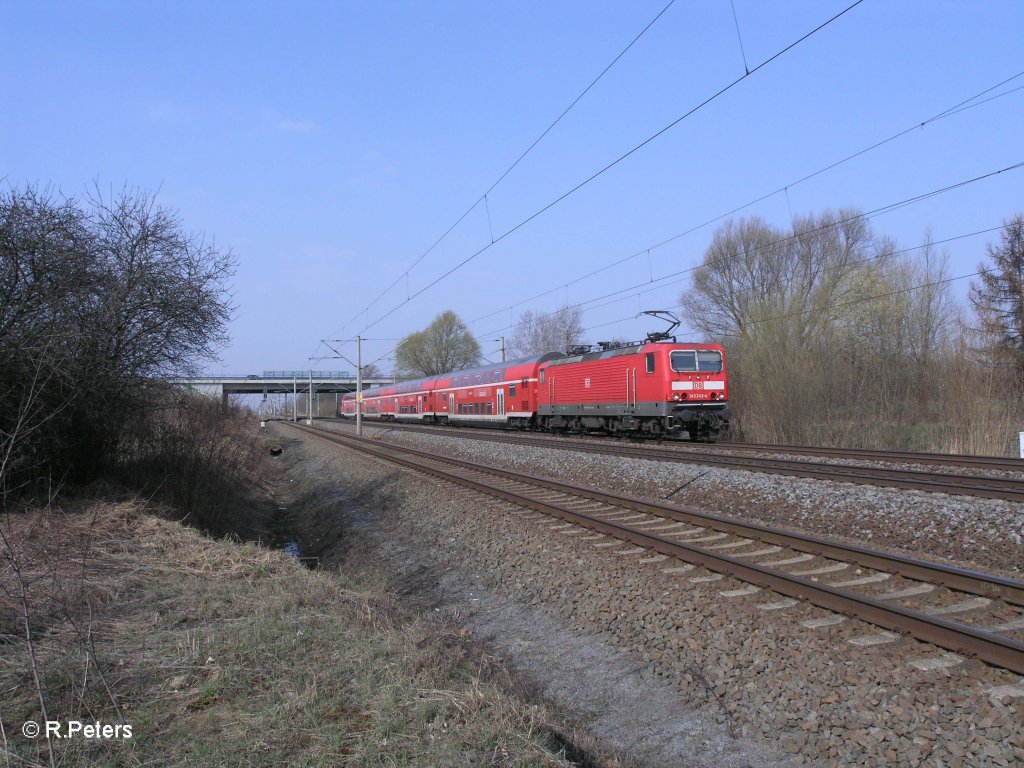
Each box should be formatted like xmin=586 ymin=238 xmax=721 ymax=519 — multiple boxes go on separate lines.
xmin=671 ymin=350 xmax=722 ymax=373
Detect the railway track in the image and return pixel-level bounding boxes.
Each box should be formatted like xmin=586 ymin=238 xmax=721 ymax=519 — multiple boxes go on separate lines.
xmin=333 ymin=420 xmax=1024 ymax=503
xmin=718 ymin=441 xmax=1024 ymax=471
xmin=292 ymin=422 xmax=1024 ymax=675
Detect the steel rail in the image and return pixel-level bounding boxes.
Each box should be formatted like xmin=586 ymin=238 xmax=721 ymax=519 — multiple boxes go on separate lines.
xmin=292 ymin=423 xmax=1024 ymax=675
xmin=308 ymin=424 xmax=1024 ymax=604
xmin=719 ymin=442 xmax=1023 ymax=471
xmin=337 ymin=421 xmax=1024 ymax=502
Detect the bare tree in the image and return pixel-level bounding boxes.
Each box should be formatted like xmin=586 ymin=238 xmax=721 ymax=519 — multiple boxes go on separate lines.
xmin=678 ymin=211 xmax=895 ymax=442
xmin=681 ymin=211 xmax=883 ymax=345
xmin=0 ymin=184 xmax=236 ymax=495
xmin=395 ymin=310 xmax=480 ymax=378
xmin=509 ymin=305 xmax=584 ymax=357
xmin=969 ymin=213 xmax=1024 ymax=375
xmin=359 ymin=362 xmax=382 ymax=379
xmin=85 ymin=185 xmax=236 ymax=381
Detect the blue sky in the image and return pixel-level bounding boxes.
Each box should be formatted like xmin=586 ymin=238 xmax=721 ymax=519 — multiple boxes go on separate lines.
xmin=3 ymin=1 xmax=1022 ymax=374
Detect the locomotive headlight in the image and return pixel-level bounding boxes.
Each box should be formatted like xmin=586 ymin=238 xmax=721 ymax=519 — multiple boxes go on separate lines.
xmin=672 ymin=393 xmax=680 ymax=401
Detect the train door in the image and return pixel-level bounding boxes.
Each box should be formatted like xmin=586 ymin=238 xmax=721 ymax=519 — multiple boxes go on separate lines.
xmin=497 ymin=388 xmax=505 ymax=416
xmin=449 ymin=393 xmax=455 ymax=416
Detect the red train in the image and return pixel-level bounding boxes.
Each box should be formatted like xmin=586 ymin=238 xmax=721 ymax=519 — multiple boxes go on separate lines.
xmin=338 ymin=339 xmax=730 ymax=441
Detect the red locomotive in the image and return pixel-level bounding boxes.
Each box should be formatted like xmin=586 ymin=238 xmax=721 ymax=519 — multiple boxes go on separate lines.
xmin=338 ymin=313 xmax=730 ymax=441
xmin=536 ymin=340 xmax=728 ymax=440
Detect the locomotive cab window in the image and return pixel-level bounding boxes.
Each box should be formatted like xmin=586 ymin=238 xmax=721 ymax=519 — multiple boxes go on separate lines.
xmin=670 ymin=351 xmax=697 ymax=372
xmin=697 ymin=350 xmax=723 ymax=372
xmin=670 ymin=350 xmax=723 ymax=373
xmin=509 ymin=383 xmax=516 ymax=398
xmin=645 ymin=353 xmax=655 ymax=373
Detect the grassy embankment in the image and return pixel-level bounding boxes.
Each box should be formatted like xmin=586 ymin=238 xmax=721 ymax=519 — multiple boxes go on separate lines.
xmin=0 ymin=405 xmax=597 ymax=767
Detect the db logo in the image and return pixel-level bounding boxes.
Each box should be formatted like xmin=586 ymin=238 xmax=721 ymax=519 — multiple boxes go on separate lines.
xmin=693 ymin=380 xmax=704 ymax=390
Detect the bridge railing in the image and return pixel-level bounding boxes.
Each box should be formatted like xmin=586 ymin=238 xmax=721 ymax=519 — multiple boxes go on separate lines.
xmin=262 ymin=370 xmax=352 ymax=379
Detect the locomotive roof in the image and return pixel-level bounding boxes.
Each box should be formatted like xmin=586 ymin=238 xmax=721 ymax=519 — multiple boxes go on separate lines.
xmin=543 ymin=344 xmax=645 ymax=367
xmin=543 ymin=341 xmax=720 ymax=368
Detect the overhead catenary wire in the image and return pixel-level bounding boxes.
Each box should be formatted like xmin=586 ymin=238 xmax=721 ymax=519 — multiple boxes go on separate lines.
xmin=475 ymin=160 xmax=1024 ymax=339
xmin=729 ymin=0 xmax=750 ymax=75
xmin=579 ymin=223 xmax=1009 ymax=336
xmin=353 ymin=156 xmax=1024 ymax=370
xmin=578 ymin=251 xmax=1003 ymax=343
xmin=319 ymin=0 xmax=680 ymax=353
xmin=338 ymin=222 xmax=1012 ymax=382
xmin=349 ymin=0 xmax=866 ymax=341
xmin=470 ymin=69 xmax=1024 ymax=326
xmin=492 ymin=223 xmax=1011 ymax=342
xmin=355 ymin=217 xmax=1012 ymax=379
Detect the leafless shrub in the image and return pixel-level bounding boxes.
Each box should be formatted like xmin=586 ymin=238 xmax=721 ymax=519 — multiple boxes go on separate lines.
xmin=1 ymin=183 xmax=236 ymax=760
xmin=116 ymin=391 xmax=267 ymax=535
xmin=0 ymin=183 xmax=235 ymax=501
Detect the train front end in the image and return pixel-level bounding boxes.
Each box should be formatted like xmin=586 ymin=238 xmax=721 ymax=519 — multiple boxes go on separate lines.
xmin=657 ymin=343 xmax=730 ymax=441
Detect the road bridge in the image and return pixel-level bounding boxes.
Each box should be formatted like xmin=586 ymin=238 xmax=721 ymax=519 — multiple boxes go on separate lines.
xmin=169 ymin=371 xmax=393 ymax=418
xmin=169 ymin=371 xmax=391 ymax=397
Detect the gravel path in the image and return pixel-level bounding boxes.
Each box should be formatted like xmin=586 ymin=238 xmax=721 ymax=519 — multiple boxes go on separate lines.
xmin=284 ymin=421 xmax=1024 ymax=766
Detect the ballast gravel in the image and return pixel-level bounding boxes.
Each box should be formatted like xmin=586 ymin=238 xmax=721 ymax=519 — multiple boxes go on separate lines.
xmin=321 ymin=421 xmax=1024 ymax=576
xmin=296 ymin=422 xmax=1024 ymax=766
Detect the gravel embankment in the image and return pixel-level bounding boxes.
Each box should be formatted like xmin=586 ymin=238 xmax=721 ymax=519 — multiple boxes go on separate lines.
xmin=321 ymin=421 xmax=1024 ymax=576
xmin=290 ymin=421 xmax=1024 ymax=766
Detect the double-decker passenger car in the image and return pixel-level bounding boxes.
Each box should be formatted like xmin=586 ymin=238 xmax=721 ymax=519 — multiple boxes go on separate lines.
xmin=338 ymin=353 xmax=563 ymax=428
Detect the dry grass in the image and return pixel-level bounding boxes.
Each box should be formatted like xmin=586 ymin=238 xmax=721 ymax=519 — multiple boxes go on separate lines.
xmin=0 ymin=501 xmax=596 ymax=767
xmin=727 ymin=349 xmax=1024 ymax=456
xmin=115 ymin=395 xmax=271 ymax=536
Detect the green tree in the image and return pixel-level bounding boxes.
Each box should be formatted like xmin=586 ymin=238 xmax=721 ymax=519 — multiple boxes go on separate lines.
xmin=395 ymin=310 xmax=480 ymax=378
